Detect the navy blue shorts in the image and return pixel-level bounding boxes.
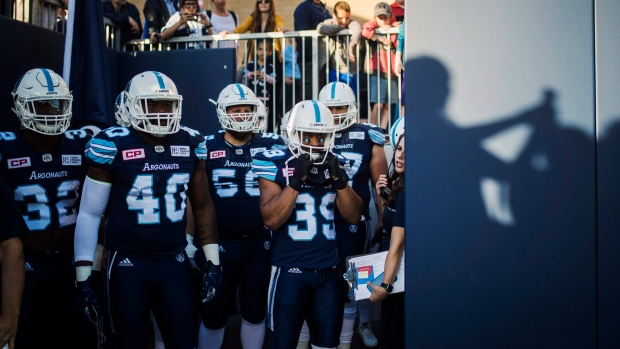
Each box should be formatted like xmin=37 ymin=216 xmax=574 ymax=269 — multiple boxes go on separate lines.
xmin=267 ymin=265 xmax=344 ymax=348
xmin=106 ymin=249 xmax=198 ymax=349
xmin=201 ymin=234 xmax=272 ymax=328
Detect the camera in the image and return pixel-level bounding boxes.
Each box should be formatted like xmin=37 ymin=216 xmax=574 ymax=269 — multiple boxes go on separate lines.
xmin=188 ymin=14 xmax=199 ymax=21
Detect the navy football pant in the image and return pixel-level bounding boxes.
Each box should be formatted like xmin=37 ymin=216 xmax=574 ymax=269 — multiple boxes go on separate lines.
xmin=201 ymin=235 xmax=271 ymax=329
xmin=15 ymin=249 xmax=92 ymax=349
xmin=106 ymin=249 xmax=197 ymax=349
xmin=335 ymin=219 xmax=370 ymax=272
xmin=267 ymin=265 xmax=344 ymax=349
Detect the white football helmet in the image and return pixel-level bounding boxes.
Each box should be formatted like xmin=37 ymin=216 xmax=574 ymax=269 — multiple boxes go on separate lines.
xmin=280 ymin=110 xmax=291 ymax=144
xmin=123 ymin=71 xmax=182 ymax=137
xmin=215 ymin=83 xmax=260 ymax=132
xmin=318 ymin=82 xmax=357 ymax=131
xmin=287 ymin=100 xmax=335 ymax=164
xmin=114 ymin=92 xmax=131 ymax=127
xmin=390 ymin=116 xmax=405 ymax=148
xmin=254 ymin=100 xmax=267 ymax=133
xmin=11 ymin=68 xmax=73 ymax=135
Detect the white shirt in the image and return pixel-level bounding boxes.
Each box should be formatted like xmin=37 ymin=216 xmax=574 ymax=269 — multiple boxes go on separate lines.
xmin=209 ymin=11 xmax=238 ymax=49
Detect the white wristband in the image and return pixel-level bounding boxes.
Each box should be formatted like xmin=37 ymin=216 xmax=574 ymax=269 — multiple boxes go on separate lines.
xmin=76 ymin=265 xmax=92 ymax=282
xmin=202 ymin=244 xmax=220 ymax=265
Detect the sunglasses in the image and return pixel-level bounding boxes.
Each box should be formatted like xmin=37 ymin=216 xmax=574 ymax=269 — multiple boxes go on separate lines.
xmin=183 ymin=2 xmax=198 ymax=8
xmin=257 ymin=0 xmax=271 ymax=3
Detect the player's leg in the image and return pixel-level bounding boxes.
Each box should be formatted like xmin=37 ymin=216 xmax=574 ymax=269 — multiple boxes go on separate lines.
xmin=238 ymin=235 xmax=272 ymax=349
xmin=308 ymin=266 xmax=345 ymax=349
xmin=268 ymin=266 xmax=311 ymax=349
xmin=106 ymin=249 xmax=151 ymax=349
xmin=199 ymin=237 xmax=238 ymax=349
xmin=15 ymin=252 xmax=45 ymax=348
xmin=151 ymin=252 xmax=198 ymax=349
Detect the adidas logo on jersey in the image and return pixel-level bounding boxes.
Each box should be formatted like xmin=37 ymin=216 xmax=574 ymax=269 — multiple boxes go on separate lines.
xmin=288 ymin=268 xmax=302 ymax=274
xmin=25 ymin=262 xmax=34 ymax=271
xmin=219 ymin=246 xmax=226 ymax=253
xmin=118 ymin=258 xmax=133 ymax=266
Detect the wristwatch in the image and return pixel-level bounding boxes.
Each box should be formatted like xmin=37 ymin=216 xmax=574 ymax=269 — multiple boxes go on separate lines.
xmin=204 ymin=24 xmax=213 ymax=29
xmin=380 ymin=283 xmax=393 ymax=293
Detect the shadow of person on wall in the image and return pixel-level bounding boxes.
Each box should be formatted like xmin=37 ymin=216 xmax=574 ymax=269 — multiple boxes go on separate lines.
xmin=406 ymin=56 xmax=595 ymax=348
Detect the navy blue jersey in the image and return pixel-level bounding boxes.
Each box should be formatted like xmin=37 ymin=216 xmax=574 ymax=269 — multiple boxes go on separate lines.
xmin=382 ymin=191 xmax=405 ymax=234
xmin=204 ymin=131 xmax=285 ymax=236
xmin=252 ymin=148 xmax=348 ymax=270
xmin=333 ymin=123 xmax=385 ymax=219
xmin=85 ymin=126 xmax=207 ymax=258
xmin=0 ymin=130 xmax=90 ymax=232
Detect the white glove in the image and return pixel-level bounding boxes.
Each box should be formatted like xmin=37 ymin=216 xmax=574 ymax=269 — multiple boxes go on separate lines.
xmin=185 ymin=234 xmax=198 ymax=258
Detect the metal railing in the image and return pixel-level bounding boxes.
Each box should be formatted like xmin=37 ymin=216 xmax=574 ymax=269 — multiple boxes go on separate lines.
xmin=9 ymin=0 xmax=65 ymax=32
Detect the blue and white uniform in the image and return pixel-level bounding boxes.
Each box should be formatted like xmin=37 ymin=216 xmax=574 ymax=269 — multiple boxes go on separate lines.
xmin=252 ymin=148 xmax=349 ymax=348
xmin=85 ymin=125 xmax=206 ymax=349
xmin=332 ymin=123 xmax=385 ymax=268
xmin=0 ymin=129 xmax=91 ymax=348
xmin=201 ymin=131 xmax=285 ymax=330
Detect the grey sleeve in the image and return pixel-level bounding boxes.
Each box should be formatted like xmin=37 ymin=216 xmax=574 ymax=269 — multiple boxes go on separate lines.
xmin=317 ymin=19 xmax=343 ymax=36
xmin=348 ymin=21 xmax=362 ymax=44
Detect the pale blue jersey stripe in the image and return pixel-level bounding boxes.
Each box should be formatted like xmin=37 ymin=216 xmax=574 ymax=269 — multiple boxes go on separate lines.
xmin=368 ymin=129 xmax=386 ymax=145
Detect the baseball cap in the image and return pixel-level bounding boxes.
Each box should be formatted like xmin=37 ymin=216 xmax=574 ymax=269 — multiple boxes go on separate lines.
xmin=374 ymin=2 xmax=392 ymax=17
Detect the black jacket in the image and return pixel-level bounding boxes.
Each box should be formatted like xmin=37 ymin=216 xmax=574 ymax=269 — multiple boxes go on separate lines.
xmin=102 ymin=0 xmax=143 ymax=45
xmin=144 ymin=0 xmax=178 ymax=34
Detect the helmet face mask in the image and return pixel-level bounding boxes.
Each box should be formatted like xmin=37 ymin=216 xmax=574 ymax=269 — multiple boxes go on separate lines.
xmin=124 ymin=71 xmax=182 ymax=137
xmin=254 ymin=100 xmax=267 ymax=133
xmin=216 ymin=84 xmax=260 ymax=132
xmin=287 ymin=100 xmax=335 ymax=165
xmin=114 ymin=92 xmax=131 ymax=127
xmin=318 ymin=82 xmax=357 ymax=132
xmin=12 ymin=68 xmax=73 ymax=135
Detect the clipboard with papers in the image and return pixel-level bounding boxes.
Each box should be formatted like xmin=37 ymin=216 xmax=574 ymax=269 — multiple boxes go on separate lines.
xmin=343 ymin=250 xmax=405 ymax=301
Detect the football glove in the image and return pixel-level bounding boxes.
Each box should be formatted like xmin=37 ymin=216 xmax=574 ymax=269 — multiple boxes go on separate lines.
xmin=289 ymin=153 xmax=312 ymax=191
xmin=75 ymin=276 xmax=104 ymax=328
xmin=201 ymin=260 xmax=222 ymax=304
xmin=325 ymin=153 xmax=347 ymax=190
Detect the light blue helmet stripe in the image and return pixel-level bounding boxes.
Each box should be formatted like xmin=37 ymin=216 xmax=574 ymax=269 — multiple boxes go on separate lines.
xmin=311 ymin=100 xmax=321 ymax=123
xmin=330 ymin=82 xmax=337 ymax=99
xmin=153 ymin=71 xmax=166 ymax=89
xmin=235 ymin=84 xmax=246 ymax=98
xmin=40 ymin=69 xmax=54 ymax=92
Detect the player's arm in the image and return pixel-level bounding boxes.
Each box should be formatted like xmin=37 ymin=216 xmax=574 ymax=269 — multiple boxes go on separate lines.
xmin=370 ymin=144 xmax=389 ymax=232
xmin=187 ymin=161 xmax=218 ymax=262
xmin=74 ymin=167 xmax=112 ymax=274
xmin=368 ymin=226 xmax=404 ymax=302
xmin=0 ymin=237 xmax=24 ymax=349
xmin=258 ymin=177 xmax=298 ymax=230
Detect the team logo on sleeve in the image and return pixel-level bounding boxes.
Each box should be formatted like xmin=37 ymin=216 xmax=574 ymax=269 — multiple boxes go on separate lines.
xmin=7 ymin=157 xmax=31 ymax=169
xmin=210 ymin=150 xmax=226 ymax=159
xmin=171 ymin=146 xmax=190 ymax=157
xmin=122 ymin=148 xmax=146 ymax=161
xmin=62 ymin=155 xmax=82 ymax=166
xmin=349 ymin=132 xmax=365 ymax=140
xmin=282 ymin=167 xmax=294 ymax=177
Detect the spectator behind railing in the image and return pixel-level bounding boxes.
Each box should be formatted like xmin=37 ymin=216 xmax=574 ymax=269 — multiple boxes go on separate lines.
xmin=242 ymin=40 xmax=278 ymax=132
xmin=317 ymin=1 xmax=362 ymax=96
xmin=294 ymin=0 xmax=332 ymax=100
xmin=102 ymin=0 xmax=143 ymax=46
xmin=362 ymin=2 xmax=399 ymax=130
xmin=205 ymin=0 xmax=239 ymax=49
xmin=389 ymin=0 xmax=404 ymax=25
xmin=143 ymin=0 xmax=179 ymax=45
xmin=161 ymin=0 xmax=213 ymax=49
xmin=394 ymin=20 xmax=405 ymax=117
xmin=219 ymin=0 xmax=287 ymax=57
xmin=12 ymin=0 xmax=66 ymax=30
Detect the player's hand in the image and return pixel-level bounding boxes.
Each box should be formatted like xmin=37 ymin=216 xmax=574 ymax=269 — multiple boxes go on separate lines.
xmin=201 ymin=260 xmax=222 ymax=304
xmin=0 ymin=313 xmax=18 ymax=349
xmin=75 ymin=276 xmax=104 ymax=328
xmin=289 ymin=153 xmax=312 ymax=191
xmin=325 ymin=152 xmax=347 ymax=190
xmin=376 ymin=174 xmax=388 ymax=197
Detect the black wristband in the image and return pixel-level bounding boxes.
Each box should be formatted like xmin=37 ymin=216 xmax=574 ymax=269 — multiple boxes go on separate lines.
xmin=205 ymin=24 xmax=213 ymax=29
xmin=289 ymin=178 xmax=303 ymax=191
xmin=380 ymin=282 xmax=393 ymax=293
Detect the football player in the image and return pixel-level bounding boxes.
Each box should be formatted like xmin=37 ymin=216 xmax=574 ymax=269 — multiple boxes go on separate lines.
xmin=319 ymin=82 xmax=388 ymax=348
xmin=0 ymin=68 xmax=93 ymax=348
xmin=198 ymin=84 xmax=285 ymax=349
xmin=73 ymin=71 xmax=220 ymax=349
xmin=252 ymin=100 xmax=363 ymax=349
